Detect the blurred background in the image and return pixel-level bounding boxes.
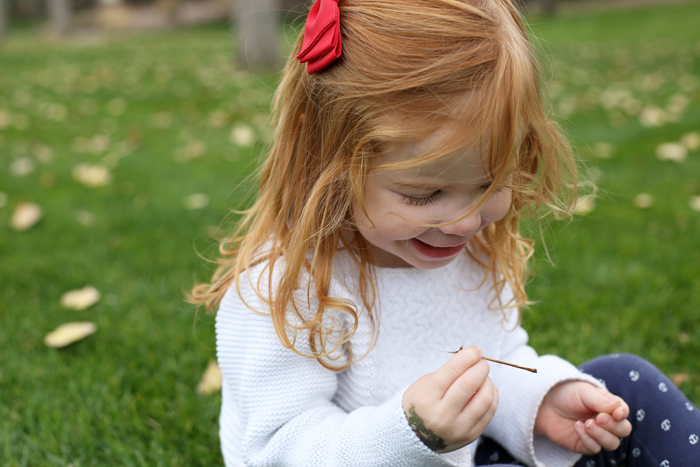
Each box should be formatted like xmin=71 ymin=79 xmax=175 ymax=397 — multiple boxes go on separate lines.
xmin=1 ymin=0 xmax=699 ymax=465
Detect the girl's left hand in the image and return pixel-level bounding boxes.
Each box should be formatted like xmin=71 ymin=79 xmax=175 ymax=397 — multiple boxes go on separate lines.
xmin=534 ymin=381 xmax=632 ymax=455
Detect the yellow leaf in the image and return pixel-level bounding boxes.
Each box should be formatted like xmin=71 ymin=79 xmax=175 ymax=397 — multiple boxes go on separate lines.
xmin=11 ymin=202 xmax=43 ymax=231
xmin=639 ymin=106 xmax=667 ymax=127
xmin=60 ymin=285 xmax=101 ymax=310
xmin=196 ymin=360 xmax=222 ymax=396
xmin=44 ymin=322 xmax=97 ymax=348
xmin=633 ymin=193 xmax=654 ymax=209
xmin=690 ymin=196 xmax=700 ymax=212
xmin=656 ymin=143 xmax=687 ymax=163
xmin=184 ymin=193 xmax=209 ymax=210
xmin=593 ymin=142 xmax=615 ymax=159
xmin=230 ymin=123 xmax=255 ymax=147
xmin=670 ymin=373 xmax=689 ymax=386
xmin=681 ymin=132 xmax=700 ymax=151
xmin=72 ymin=163 xmax=111 ymax=187
xmin=574 ymin=197 xmax=595 ymax=215
xmin=10 ymin=157 xmax=36 ymax=177
xmin=75 ymin=210 xmax=95 ymax=226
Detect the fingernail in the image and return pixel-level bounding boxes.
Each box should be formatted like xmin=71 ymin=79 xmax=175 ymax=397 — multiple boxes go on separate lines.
xmin=585 ymin=419 xmax=594 ymax=429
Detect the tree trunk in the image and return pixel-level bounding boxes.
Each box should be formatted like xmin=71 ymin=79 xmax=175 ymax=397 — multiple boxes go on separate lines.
xmin=518 ymin=0 xmax=558 ymax=17
xmin=48 ymin=0 xmax=71 ymax=35
xmin=0 ymin=0 xmax=8 ymax=39
xmin=157 ymin=0 xmax=180 ymax=26
xmin=233 ymin=0 xmax=281 ymax=70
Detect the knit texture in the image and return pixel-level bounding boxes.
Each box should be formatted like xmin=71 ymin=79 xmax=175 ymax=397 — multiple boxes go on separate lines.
xmin=216 ymin=250 xmax=603 ymax=466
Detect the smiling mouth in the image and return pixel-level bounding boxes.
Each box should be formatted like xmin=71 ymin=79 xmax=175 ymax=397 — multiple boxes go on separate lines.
xmin=411 ymin=238 xmax=467 ymax=259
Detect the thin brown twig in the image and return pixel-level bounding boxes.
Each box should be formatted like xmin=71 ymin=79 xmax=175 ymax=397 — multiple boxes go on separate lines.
xmin=481 ymin=357 xmax=537 ymax=373
xmin=445 ymin=346 xmax=538 ymax=373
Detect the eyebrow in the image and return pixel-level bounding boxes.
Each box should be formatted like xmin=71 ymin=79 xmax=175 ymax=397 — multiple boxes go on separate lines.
xmin=393 ymin=180 xmax=445 ymax=190
xmin=392 ymin=177 xmax=494 ymax=190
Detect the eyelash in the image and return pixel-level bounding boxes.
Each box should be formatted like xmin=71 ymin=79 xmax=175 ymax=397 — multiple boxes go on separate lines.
xmin=401 ymin=190 xmax=442 ymax=206
xmin=401 ymin=184 xmax=503 ymax=207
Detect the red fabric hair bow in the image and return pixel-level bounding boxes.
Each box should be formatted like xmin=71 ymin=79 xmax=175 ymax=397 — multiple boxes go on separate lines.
xmin=296 ymin=0 xmax=342 ymax=74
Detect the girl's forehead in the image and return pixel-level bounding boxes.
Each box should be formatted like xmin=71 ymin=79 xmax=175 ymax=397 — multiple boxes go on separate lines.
xmin=376 ymin=133 xmax=489 ymax=181
xmin=378 ymin=128 xmax=486 ymax=167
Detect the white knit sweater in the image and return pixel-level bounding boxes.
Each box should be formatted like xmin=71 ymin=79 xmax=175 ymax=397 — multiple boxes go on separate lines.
xmin=216 ymin=250 xmax=602 ymax=467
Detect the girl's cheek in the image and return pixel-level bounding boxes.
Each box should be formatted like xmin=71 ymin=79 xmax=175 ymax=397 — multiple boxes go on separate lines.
xmin=484 ymin=190 xmax=513 ymax=223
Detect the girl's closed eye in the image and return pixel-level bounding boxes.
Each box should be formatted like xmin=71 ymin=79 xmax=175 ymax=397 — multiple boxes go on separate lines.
xmin=401 ymin=190 xmax=441 ymax=206
xmin=401 ymin=182 xmax=504 ymax=207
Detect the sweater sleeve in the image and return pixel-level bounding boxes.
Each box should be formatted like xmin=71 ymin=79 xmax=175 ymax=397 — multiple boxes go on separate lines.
xmin=482 ymin=310 xmax=605 ymax=467
xmin=215 ymin=266 xmax=462 ymax=467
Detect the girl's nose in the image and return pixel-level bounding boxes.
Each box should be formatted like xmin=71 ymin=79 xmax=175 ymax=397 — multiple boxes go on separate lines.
xmin=439 ymin=210 xmax=482 ymax=237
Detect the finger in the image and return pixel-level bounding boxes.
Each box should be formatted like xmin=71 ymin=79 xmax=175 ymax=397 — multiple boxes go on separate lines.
xmin=456 ymin=373 xmax=496 ymax=416
xmin=442 ymin=359 xmax=490 ymax=408
xmin=455 ymin=378 xmax=499 ymax=440
xmin=579 ymin=387 xmax=626 ymax=416
xmin=584 ymin=418 xmax=622 ymax=451
xmin=574 ymin=420 xmax=602 ymax=455
xmin=612 ymin=402 xmax=630 ymax=421
xmin=596 ymin=413 xmax=633 ymax=438
xmin=430 ymin=346 xmax=482 ymax=397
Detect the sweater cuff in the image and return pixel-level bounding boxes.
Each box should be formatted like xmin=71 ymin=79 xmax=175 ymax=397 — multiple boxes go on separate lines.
xmin=528 ymin=359 xmax=606 ymax=467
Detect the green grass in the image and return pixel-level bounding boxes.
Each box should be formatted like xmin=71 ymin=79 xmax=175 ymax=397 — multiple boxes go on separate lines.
xmin=1 ymin=2 xmax=700 ymax=465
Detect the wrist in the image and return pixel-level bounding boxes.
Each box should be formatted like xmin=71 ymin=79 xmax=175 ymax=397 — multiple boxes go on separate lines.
xmin=404 ymin=404 xmax=447 ymax=452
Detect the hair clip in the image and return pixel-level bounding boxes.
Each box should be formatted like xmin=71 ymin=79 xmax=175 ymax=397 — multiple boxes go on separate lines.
xmin=296 ymin=0 xmax=342 ymax=74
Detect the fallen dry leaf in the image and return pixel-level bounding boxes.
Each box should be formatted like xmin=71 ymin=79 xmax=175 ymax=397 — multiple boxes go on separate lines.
xmin=10 ymin=157 xmax=36 ymax=177
xmin=11 ymin=202 xmax=43 ymax=231
xmin=670 ymin=373 xmax=689 ymax=386
xmin=73 ymin=163 xmax=111 ymax=187
xmin=681 ymin=132 xmax=700 ymax=151
xmin=209 ymin=110 xmax=229 ymax=128
xmin=196 ymin=360 xmax=223 ymax=396
xmin=667 ymin=94 xmax=689 ymax=116
xmin=690 ymin=196 xmax=700 ymax=212
xmin=75 ymin=210 xmax=95 ymax=226
xmin=230 ymin=123 xmax=255 ymax=147
xmin=574 ymin=197 xmax=595 ymax=215
xmin=656 ymin=143 xmax=687 ymax=163
xmin=184 ymin=193 xmax=209 ymax=210
xmin=639 ymin=106 xmax=667 ymax=127
xmin=186 ymin=140 xmax=206 ymax=159
xmin=0 ymin=109 xmax=13 ymax=128
xmin=60 ymin=285 xmax=101 ymax=310
xmin=106 ymin=98 xmax=127 ymax=117
xmin=593 ymin=142 xmax=615 ymax=159
xmin=152 ymin=112 xmax=173 ymax=128
xmin=44 ymin=322 xmax=97 ymax=348
xmin=33 ymin=144 xmax=54 ymax=164
xmin=89 ymin=135 xmax=110 ymax=154
xmin=633 ymin=193 xmax=654 ymax=209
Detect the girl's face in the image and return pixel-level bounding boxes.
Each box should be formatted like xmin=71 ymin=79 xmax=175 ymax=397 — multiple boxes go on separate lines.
xmin=353 ymin=133 xmax=513 ymax=269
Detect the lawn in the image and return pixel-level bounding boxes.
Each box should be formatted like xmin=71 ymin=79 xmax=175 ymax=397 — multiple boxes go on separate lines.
xmin=1 ymin=2 xmax=699 ymax=465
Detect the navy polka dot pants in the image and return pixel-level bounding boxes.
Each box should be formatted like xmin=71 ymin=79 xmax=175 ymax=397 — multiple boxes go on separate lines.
xmin=474 ymin=354 xmax=700 ymax=466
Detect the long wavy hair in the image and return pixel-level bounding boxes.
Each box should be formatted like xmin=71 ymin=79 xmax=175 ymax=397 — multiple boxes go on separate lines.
xmin=190 ymin=0 xmax=579 ymax=370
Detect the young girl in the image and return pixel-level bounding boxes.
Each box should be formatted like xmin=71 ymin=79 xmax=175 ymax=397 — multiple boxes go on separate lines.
xmin=192 ymin=1 xmax=699 ymax=465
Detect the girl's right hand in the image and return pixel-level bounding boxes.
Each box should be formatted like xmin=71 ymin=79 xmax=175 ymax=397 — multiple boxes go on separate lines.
xmin=402 ymin=346 xmax=498 ymax=453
